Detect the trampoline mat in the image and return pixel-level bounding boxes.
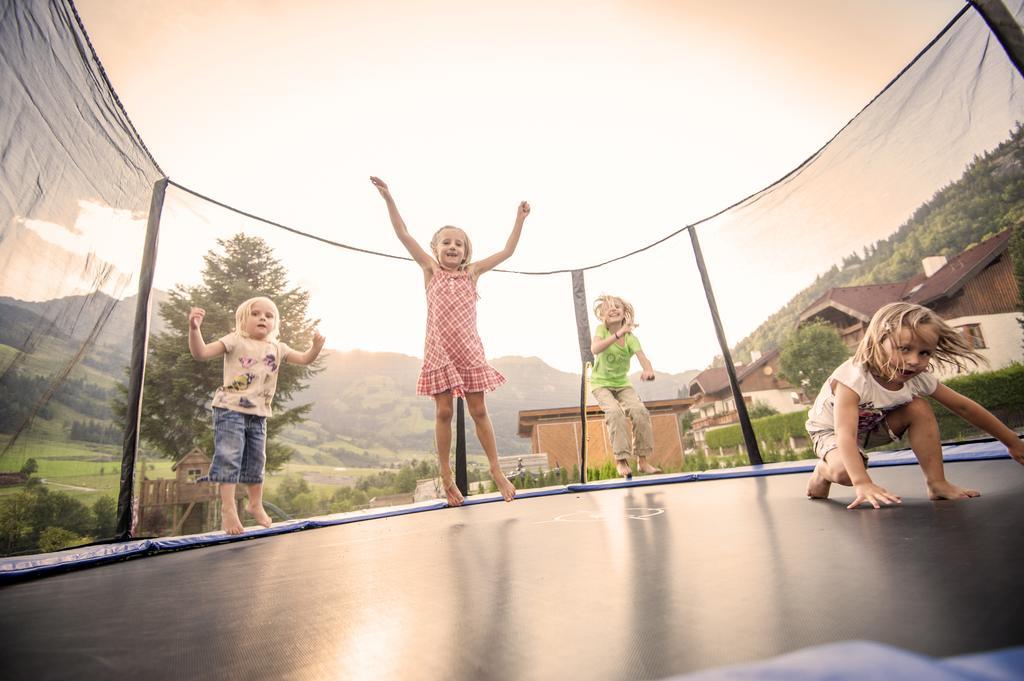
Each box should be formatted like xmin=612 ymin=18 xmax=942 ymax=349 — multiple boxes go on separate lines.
xmin=1 ymin=458 xmax=1022 ymax=680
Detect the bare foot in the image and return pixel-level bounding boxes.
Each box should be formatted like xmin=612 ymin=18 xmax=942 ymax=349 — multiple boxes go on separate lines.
xmin=490 ymin=468 xmax=517 ymax=502
xmin=927 ymin=480 xmax=980 ymax=501
xmin=442 ymin=477 xmax=464 ymax=507
xmin=806 ymin=459 xmax=832 ymax=499
xmin=637 ymin=457 xmax=661 ymax=474
xmin=246 ymin=503 xmax=273 ymax=528
xmin=615 ymin=460 xmax=633 ymax=479
xmin=221 ymin=506 xmax=244 ymax=535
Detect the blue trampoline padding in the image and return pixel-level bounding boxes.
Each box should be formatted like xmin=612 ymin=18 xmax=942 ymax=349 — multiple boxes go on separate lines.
xmin=1 ymin=440 xmax=1013 ymax=583
xmin=660 ymin=640 xmax=1024 ymax=680
xmin=943 ymin=645 xmax=1024 ymax=680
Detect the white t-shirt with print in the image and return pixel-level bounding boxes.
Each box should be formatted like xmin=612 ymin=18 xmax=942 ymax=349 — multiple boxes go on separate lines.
xmin=805 ymin=358 xmax=939 ymax=436
xmin=211 ymin=332 xmax=293 ymax=417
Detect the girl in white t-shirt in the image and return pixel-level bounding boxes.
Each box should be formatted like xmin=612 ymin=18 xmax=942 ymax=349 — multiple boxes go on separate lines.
xmin=805 ymin=302 xmax=1024 ymax=509
xmin=189 ymin=296 xmax=325 ymax=535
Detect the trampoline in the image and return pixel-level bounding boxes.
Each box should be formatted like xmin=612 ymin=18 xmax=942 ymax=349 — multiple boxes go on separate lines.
xmin=2 ymin=445 xmax=1022 ymax=680
xmin=3 ymin=3 xmax=1024 ymax=678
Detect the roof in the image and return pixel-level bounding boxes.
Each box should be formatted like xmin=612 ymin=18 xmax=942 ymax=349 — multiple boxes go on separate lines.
xmin=688 ymin=348 xmax=783 ymax=398
xmin=800 ymin=282 xmax=917 ymax=323
xmin=171 ymin=447 xmax=210 ymax=471
xmin=907 ymin=229 xmax=1012 ymax=305
xmin=800 ymin=230 xmax=1012 ymax=324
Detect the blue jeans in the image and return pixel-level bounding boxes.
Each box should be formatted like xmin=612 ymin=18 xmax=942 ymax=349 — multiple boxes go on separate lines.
xmin=207 ymin=408 xmax=267 ymax=484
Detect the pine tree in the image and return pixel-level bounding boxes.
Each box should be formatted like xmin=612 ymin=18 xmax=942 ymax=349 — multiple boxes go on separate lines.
xmin=114 ymin=234 xmax=322 ymax=470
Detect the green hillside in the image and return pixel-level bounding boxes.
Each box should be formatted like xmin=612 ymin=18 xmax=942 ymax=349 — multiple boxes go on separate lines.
xmin=729 ymin=124 xmax=1024 ymax=364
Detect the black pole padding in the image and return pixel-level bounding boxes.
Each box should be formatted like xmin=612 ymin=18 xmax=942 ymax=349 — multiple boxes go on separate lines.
xmin=688 ymin=227 xmax=763 ymax=466
xmin=571 ymin=271 xmax=593 ymax=484
xmin=969 ymin=1 xmax=1024 ymax=79
xmin=571 ymin=271 xmax=595 ymax=365
xmin=579 ymin=364 xmax=588 ymax=484
xmin=455 ymin=396 xmax=468 ymax=495
xmin=116 ymin=177 xmax=168 ymax=539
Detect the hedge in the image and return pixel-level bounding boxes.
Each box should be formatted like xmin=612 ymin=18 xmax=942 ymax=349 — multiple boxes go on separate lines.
xmin=928 ymin=362 xmax=1024 ymax=439
xmin=705 ymin=409 xmax=810 ymax=451
xmin=704 ymin=363 xmax=1024 ymax=449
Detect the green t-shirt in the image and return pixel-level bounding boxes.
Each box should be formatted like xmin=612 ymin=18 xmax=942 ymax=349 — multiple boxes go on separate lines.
xmin=591 ymin=324 xmax=641 ymax=389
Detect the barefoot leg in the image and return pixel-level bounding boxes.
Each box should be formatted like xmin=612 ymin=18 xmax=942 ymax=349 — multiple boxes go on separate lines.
xmin=466 ymin=392 xmax=516 ymax=502
xmin=887 ymin=398 xmax=980 ymax=500
xmin=245 ymin=482 xmax=273 ymax=528
xmin=433 ymin=393 xmax=464 ymax=507
xmin=637 ymin=455 xmax=660 ymax=474
xmin=806 ymin=458 xmax=832 ymax=499
xmin=219 ymin=483 xmax=244 ymax=535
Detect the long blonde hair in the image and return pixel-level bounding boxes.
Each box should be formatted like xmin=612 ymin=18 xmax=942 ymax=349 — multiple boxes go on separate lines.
xmin=234 ymin=296 xmax=280 ymax=341
xmin=854 ymin=302 xmax=982 ymax=379
xmin=429 ymin=225 xmax=473 ymax=271
xmin=593 ymin=295 xmax=635 ymax=328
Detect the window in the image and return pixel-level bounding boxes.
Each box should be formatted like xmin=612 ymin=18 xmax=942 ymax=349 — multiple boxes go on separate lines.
xmin=187 ymin=468 xmax=202 ymax=483
xmin=958 ymin=324 xmax=986 ymax=349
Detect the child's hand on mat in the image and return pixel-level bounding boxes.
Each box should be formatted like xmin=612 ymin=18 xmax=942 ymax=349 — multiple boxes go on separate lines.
xmin=848 ymin=481 xmax=901 ymax=510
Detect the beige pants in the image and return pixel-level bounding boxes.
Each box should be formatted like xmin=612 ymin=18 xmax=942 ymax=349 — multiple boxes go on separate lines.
xmin=593 ymin=386 xmax=653 ymax=461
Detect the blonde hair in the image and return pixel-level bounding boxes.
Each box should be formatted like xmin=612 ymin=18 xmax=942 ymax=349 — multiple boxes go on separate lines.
xmin=854 ymin=302 xmax=983 ymax=379
xmin=429 ymin=225 xmax=472 ymax=271
xmin=234 ymin=296 xmax=280 ymax=341
xmin=593 ymin=295 xmax=635 ymax=327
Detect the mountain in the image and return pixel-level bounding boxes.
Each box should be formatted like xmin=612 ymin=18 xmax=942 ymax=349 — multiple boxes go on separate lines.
xmin=0 ymin=289 xmax=699 ymax=459
xmin=296 ymin=350 xmax=698 ymax=456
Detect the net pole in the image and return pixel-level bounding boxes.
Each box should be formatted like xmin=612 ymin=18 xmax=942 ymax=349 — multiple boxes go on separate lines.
xmin=687 ymin=227 xmax=763 ymax=465
xmin=116 ymin=177 xmax=167 ymax=539
xmin=571 ymin=271 xmax=595 ymax=483
xmin=455 ymin=397 xmax=467 ymax=496
xmin=969 ymin=0 xmax=1024 ymax=78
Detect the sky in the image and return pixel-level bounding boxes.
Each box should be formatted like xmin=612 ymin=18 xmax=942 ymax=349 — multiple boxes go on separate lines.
xmin=66 ymin=0 xmax=971 ymax=376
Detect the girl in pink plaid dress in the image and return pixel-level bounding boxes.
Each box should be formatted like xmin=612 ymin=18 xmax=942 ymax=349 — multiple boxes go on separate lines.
xmin=371 ymin=176 xmax=530 ymax=506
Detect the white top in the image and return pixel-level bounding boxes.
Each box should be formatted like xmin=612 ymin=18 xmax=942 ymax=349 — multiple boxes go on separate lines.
xmin=211 ymin=333 xmax=293 ymax=417
xmin=805 ymin=358 xmax=939 ymax=436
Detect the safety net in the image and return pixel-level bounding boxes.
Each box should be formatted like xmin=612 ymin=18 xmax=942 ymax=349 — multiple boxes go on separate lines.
xmin=0 ymin=0 xmax=1022 ymax=557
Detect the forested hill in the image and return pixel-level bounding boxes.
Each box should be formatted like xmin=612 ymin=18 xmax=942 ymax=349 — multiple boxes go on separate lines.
xmin=729 ymin=124 xmax=1024 ymax=364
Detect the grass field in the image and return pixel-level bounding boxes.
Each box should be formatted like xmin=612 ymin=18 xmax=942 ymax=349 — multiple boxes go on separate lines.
xmin=0 ymin=432 xmax=437 ymax=506
xmin=1 ymin=336 xmax=121 ymax=390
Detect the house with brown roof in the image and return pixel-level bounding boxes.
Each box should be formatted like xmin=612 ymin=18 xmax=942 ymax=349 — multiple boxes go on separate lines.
xmin=685 ymin=230 xmax=1021 ymax=454
xmin=687 ymin=348 xmax=805 ymax=451
xmin=799 ymin=229 xmax=1022 ymax=378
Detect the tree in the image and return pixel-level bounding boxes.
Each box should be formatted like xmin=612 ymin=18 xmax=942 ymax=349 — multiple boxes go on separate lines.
xmin=38 ymin=527 xmax=83 ymax=553
xmin=0 ymin=490 xmax=34 ymax=553
xmin=114 ymin=234 xmax=322 ymax=471
xmin=747 ymin=401 xmax=779 ymax=419
xmin=91 ymin=496 xmax=117 ymax=538
xmin=779 ymin=321 xmax=850 ymax=395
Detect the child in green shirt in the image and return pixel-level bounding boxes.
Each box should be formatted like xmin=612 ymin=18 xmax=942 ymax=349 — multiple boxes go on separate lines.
xmin=590 ymin=295 xmax=658 ymax=479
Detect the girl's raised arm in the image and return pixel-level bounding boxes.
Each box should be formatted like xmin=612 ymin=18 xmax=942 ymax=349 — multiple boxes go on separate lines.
xmin=370 ymin=176 xmax=434 ymax=270
xmin=187 ymin=307 xmax=226 ymax=361
xmin=286 ymin=330 xmax=326 ymax=367
xmin=470 ymin=200 xmax=530 ymax=277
